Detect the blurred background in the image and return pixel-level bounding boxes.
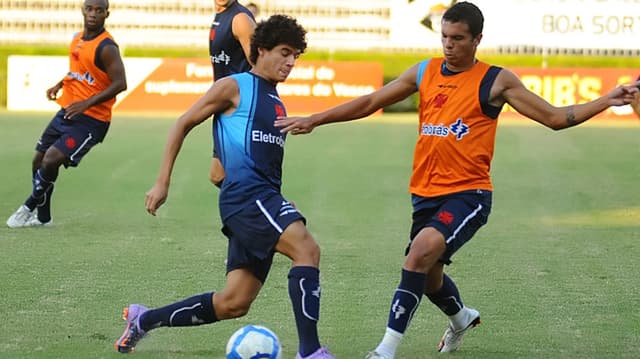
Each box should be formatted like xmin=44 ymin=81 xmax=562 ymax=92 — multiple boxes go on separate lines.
xmin=1 ymin=0 xmax=638 ymax=114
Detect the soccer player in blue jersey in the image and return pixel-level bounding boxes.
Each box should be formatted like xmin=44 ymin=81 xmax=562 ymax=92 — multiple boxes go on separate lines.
xmin=209 ymin=0 xmax=256 ymax=186
xmin=115 ymin=15 xmax=335 ymax=359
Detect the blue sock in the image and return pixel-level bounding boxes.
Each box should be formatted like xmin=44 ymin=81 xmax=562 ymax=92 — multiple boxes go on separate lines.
xmin=288 ymin=266 xmax=321 ymax=357
xmin=139 ymin=292 xmax=217 ymax=331
xmin=386 ymin=269 xmax=425 ymax=334
xmin=425 ymin=274 xmax=463 ymax=316
xmin=25 ymin=169 xmax=55 ymax=211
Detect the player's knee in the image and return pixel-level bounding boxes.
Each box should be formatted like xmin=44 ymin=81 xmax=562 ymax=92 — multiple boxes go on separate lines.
xmin=41 ymin=148 xmax=67 ymax=169
xmin=406 ymin=237 xmax=444 ymax=272
xmin=40 ymin=156 xmax=64 ymax=173
xmin=298 ymin=234 xmax=321 ymax=265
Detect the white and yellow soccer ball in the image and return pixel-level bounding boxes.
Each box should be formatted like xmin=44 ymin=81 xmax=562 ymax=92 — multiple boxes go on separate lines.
xmin=226 ymin=324 xmax=282 ymax=359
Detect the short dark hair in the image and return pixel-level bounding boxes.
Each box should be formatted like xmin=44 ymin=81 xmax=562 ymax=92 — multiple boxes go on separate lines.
xmin=442 ymin=1 xmax=484 ymax=38
xmin=250 ymin=14 xmax=307 ymax=64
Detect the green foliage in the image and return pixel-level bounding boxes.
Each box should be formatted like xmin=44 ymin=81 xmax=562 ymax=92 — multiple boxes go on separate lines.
xmin=1 ymin=111 xmax=639 ymax=358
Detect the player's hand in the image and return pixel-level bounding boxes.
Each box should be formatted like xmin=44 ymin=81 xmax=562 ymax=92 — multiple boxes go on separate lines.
xmin=274 ymin=116 xmax=314 ymax=135
xmin=46 ymin=84 xmax=62 ymax=100
xmin=607 ymin=81 xmax=640 ymax=107
xmin=145 ymin=183 xmax=169 ymax=216
xmin=63 ymin=100 xmax=90 ymax=120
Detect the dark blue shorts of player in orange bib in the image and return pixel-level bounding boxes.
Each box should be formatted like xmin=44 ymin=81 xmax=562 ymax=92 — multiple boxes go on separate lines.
xmin=36 ymin=109 xmax=110 ymax=167
xmin=408 ymin=189 xmax=492 ymax=265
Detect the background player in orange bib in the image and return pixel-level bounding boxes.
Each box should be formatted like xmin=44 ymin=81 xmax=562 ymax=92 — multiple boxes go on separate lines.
xmin=6 ymin=0 xmax=126 ymax=228
xmin=275 ymin=2 xmax=639 ymax=358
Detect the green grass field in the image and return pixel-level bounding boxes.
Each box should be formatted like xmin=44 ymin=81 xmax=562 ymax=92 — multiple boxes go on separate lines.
xmin=1 ymin=111 xmax=639 ymax=358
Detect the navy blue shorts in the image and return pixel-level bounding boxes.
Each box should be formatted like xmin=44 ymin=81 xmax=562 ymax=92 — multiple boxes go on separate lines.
xmin=407 ymin=190 xmax=492 ymax=265
xmin=36 ymin=109 xmax=110 ymax=167
xmin=221 ymin=193 xmax=306 ymax=283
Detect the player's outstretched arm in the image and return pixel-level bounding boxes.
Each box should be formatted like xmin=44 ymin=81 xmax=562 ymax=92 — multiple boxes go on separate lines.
xmin=498 ymin=69 xmax=639 ymax=130
xmin=275 ymin=64 xmax=420 ymax=134
xmin=145 ymin=77 xmax=238 ymax=216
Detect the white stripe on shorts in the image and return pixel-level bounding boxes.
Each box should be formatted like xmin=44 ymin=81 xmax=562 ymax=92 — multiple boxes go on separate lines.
xmin=445 ymin=204 xmax=483 ymax=244
xmin=256 ymin=199 xmax=283 ymax=233
xmin=69 ymin=132 xmax=93 ymax=162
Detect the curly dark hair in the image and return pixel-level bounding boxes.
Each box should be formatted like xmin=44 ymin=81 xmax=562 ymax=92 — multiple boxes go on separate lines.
xmin=249 ymin=14 xmax=307 ymax=65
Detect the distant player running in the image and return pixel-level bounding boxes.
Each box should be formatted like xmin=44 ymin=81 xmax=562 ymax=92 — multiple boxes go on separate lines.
xmin=6 ymin=0 xmax=126 ymax=228
xmin=275 ymin=2 xmax=639 ymax=358
xmin=115 ymin=15 xmax=335 ymax=359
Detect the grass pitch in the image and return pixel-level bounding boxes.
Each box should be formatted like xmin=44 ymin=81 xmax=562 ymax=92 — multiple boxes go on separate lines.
xmin=0 ymin=111 xmax=639 ymax=358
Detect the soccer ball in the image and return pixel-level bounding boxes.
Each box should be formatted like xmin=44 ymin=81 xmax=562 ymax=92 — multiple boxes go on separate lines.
xmin=226 ymin=324 xmax=282 ymax=359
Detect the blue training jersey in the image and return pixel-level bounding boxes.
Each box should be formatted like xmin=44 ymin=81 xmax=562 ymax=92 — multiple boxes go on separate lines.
xmin=214 ymin=72 xmax=288 ymax=220
xmin=209 ymin=1 xmax=254 ymax=81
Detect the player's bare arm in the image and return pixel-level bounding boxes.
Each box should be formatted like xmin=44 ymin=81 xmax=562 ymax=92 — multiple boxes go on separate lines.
xmin=233 ymin=12 xmax=256 ymax=66
xmin=495 ymin=69 xmax=638 ymax=130
xmin=64 ymin=44 xmax=127 ymax=119
xmin=146 ymin=78 xmax=239 ymax=215
xmin=275 ymin=64 xmax=419 ymax=134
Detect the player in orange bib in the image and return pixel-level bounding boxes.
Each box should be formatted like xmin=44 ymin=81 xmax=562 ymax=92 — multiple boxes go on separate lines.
xmin=275 ymin=2 xmax=639 ymax=358
xmin=6 ymin=0 xmax=126 ymax=228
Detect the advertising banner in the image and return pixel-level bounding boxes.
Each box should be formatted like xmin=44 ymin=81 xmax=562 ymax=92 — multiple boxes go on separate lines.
xmin=390 ymin=0 xmax=640 ymax=50
xmin=7 ymin=56 xmax=383 ymax=115
xmin=506 ymin=67 xmax=638 ymax=119
xmin=6 ymin=56 xmax=638 ymax=119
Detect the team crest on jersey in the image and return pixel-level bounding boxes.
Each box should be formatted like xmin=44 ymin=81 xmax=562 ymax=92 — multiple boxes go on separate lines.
xmin=420 ymin=117 xmax=469 ymax=141
xmin=274 ymin=104 xmax=285 ymax=118
xmin=433 ymin=93 xmax=448 ymax=108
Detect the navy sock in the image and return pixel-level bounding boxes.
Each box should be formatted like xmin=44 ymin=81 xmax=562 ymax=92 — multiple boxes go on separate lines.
xmin=386 ymin=269 xmax=425 ymax=334
xmin=288 ymin=266 xmax=321 ymax=356
xmin=425 ymin=274 xmax=463 ymax=316
xmin=24 ymin=169 xmax=55 ymax=211
xmin=139 ymin=292 xmax=217 ymax=331
xmin=36 ymin=185 xmax=54 ymax=222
